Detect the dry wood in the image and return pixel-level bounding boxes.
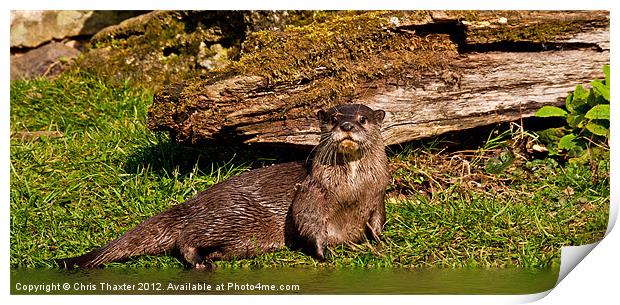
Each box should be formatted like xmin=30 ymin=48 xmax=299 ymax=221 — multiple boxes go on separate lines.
xmin=244 ymin=47 xmax=609 ymax=146
xmin=148 ymin=11 xmax=609 ymax=147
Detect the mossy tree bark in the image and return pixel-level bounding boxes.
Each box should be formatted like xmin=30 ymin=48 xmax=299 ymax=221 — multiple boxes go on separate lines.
xmin=147 ymin=11 xmax=609 ymax=147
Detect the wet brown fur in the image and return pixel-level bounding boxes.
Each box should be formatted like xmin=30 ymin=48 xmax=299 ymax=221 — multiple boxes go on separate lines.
xmin=286 ymin=104 xmax=390 ymax=259
xmin=57 ymin=104 xmax=389 ymax=268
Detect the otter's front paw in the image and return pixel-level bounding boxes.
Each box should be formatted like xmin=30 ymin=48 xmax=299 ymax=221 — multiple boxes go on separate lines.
xmin=313 ymin=243 xmax=327 ymax=261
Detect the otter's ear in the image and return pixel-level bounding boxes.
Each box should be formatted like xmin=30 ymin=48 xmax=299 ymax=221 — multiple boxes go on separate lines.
xmin=373 ymin=110 xmax=386 ymax=123
xmin=317 ymin=109 xmax=329 ymax=124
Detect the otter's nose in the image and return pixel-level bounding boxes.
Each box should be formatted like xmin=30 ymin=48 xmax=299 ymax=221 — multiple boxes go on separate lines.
xmin=340 ymin=122 xmax=354 ymax=131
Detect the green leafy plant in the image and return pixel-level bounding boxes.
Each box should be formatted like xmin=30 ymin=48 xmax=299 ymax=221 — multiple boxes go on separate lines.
xmin=535 ymin=65 xmax=610 ymax=162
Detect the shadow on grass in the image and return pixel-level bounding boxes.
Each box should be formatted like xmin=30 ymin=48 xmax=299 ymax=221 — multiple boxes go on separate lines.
xmin=124 ymin=133 xmax=313 ymax=178
xmin=386 ymin=116 xmax=567 ymax=156
xmin=125 ymin=116 xmax=565 ymax=178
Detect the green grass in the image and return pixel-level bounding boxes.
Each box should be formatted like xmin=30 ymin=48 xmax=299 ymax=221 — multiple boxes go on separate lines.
xmin=10 ymin=71 xmax=609 ymax=269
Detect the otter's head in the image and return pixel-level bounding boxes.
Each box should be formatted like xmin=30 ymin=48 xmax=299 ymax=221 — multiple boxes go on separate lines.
xmin=317 ymin=104 xmax=385 ymax=158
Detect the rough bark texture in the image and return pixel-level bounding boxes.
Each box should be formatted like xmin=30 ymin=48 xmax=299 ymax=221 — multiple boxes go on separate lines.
xmin=147 ymin=10 xmax=609 ymax=147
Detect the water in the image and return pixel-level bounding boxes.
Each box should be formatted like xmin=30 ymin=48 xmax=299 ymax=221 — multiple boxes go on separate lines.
xmin=10 ymin=267 xmax=558 ymax=295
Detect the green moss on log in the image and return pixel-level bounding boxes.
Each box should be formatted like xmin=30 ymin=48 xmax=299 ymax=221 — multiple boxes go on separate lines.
xmin=458 ymin=11 xmax=609 ymax=44
xmin=214 ymin=11 xmax=457 ymax=118
xmin=76 ymin=11 xmax=326 ymax=91
xmin=75 ymin=11 xmax=243 ymax=89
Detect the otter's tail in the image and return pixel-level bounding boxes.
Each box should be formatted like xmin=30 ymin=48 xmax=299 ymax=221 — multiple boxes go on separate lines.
xmin=57 ymin=210 xmax=184 ymax=269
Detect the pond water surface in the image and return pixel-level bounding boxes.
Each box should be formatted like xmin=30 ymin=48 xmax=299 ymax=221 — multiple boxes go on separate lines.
xmin=11 ymin=266 xmax=558 ymax=295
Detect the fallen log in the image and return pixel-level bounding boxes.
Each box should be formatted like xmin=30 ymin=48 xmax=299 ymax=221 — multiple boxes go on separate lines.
xmin=147 ymin=10 xmax=609 ymax=147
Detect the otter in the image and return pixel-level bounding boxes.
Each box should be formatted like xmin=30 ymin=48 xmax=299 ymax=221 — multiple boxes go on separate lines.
xmin=57 ymin=104 xmax=390 ymax=268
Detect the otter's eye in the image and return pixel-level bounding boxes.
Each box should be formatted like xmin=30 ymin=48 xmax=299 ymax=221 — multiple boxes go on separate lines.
xmin=331 ymin=116 xmax=338 ymax=124
xmin=359 ymin=116 xmax=367 ymax=124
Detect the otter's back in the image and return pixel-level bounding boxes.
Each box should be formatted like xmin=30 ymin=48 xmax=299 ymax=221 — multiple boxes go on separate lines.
xmin=191 ymin=161 xmax=308 ymax=210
